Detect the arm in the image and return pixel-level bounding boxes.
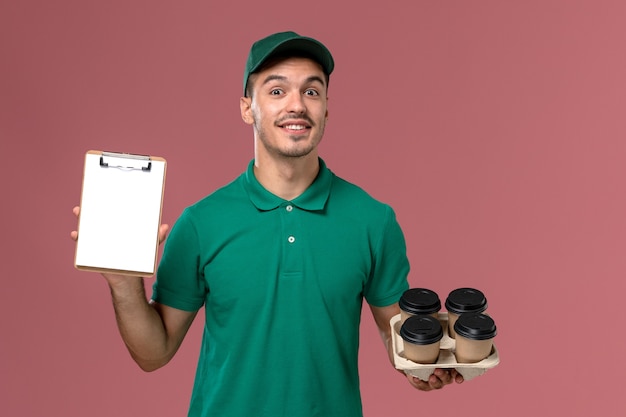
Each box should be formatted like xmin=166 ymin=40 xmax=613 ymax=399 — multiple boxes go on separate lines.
xmin=104 ymin=273 xmax=197 ymax=372
xmin=369 ymin=303 xmax=463 ymax=391
xmin=368 ymin=302 xmax=400 ymax=366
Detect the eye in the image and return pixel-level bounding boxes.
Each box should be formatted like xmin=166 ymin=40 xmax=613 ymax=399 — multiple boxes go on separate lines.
xmin=270 ymin=88 xmax=283 ymax=96
xmin=304 ymin=89 xmax=319 ymax=96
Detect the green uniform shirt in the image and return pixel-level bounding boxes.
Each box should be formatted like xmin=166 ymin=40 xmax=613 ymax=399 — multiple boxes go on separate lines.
xmin=152 ymin=158 xmax=409 ymax=417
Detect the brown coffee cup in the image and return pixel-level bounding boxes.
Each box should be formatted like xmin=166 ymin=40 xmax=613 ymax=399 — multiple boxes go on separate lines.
xmin=445 ymin=288 xmax=488 ymax=338
xmin=400 ymin=315 xmax=444 ymax=364
xmin=453 ymin=313 xmax=497 ymax=363
xmin=399 ymin=288 xmax=441 ymax=325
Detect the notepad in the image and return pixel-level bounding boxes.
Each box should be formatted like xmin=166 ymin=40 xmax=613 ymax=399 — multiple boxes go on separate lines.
xmin=74 ymin=150 xmax=167 ymax=276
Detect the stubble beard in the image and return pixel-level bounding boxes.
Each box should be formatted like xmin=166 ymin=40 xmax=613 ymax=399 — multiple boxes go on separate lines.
xmin=255 ymin=119 xmax=326 ymax=159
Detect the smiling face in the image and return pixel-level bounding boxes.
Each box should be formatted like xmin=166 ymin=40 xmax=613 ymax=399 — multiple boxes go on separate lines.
xmin=240 ymin=56 xmax=329 ymax=161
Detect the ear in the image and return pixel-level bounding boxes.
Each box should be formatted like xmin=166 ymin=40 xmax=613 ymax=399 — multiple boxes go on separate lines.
xmin=240 ymin=96 xmax=253 ymax=125
xmin=325 ymin=95 xmax=329 ymax=121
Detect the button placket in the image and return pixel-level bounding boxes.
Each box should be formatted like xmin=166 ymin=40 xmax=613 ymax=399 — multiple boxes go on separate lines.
xmin=284 ymin=203 xmax=296 ymax=244
xmin=280 ymin=202 xmax=301 ymax=273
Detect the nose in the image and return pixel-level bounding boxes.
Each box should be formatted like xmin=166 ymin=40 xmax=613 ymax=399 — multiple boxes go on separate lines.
xmin=286 ymin=91 xmax=306 ymax=114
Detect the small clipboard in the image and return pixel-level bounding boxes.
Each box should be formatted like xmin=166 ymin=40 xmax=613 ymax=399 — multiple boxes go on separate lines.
xmin=74 ymin=150 xmax=167 ymax=276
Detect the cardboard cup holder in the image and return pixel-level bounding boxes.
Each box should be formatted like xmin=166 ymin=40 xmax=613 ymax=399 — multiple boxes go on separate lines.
xmin=391 ymin=312 xmax=500 ymax=381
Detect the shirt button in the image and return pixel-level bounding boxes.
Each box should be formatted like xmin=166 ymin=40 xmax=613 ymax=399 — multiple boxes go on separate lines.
xmin=286 ymin=205 xmax=293 ymax=212
xmin=288 ymin=236 xmax=295 ymax=243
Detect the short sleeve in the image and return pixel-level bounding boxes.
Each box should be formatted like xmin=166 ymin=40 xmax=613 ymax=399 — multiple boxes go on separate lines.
xmin=363 ymin=205 xmax=410 ymax=307
xmin=151 ymin=208 xmax=207 ymax=311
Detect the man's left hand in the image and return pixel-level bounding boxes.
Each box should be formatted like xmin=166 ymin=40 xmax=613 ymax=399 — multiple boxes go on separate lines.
xmin=405 ymin=368 xmax=464 ymax=391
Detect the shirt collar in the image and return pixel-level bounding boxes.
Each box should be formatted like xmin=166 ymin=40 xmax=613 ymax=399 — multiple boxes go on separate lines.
xmin=244 ymin=158 xmax=332 ymax=211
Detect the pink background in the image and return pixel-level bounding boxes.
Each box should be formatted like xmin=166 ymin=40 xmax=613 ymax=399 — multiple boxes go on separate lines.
xmin=2 ymin=1 xmax=625 ymax=416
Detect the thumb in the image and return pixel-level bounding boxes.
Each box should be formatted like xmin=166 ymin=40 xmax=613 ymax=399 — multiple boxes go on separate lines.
xmin=158 ymin=224 xmax=170 ymax=244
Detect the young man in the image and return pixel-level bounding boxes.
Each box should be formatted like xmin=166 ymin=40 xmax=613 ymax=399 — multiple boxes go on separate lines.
xmin=72 ymin=31 xmax=462 ymax=417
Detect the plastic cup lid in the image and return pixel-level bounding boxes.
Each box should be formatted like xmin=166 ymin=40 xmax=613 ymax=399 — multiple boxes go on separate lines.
xmin=399 ymin=288 xmax=441 ymax=315
xmin=444 ymin=287 xmax=487 ymax=314
xmin=400 ymin=315 xmax=444 ymax=345
xmin=453 ymin=313 xmax=497 ymax=340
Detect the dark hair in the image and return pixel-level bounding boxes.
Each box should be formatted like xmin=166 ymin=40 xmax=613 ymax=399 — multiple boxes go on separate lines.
xmin=245 ymin=51 xmax=330 ymax=98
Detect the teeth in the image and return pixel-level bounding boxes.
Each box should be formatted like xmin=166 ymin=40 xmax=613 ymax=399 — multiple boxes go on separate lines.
xmin=285 ymin=124 xmax=306 ymax=130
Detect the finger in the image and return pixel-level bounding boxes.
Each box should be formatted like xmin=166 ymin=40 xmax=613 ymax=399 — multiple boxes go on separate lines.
xmin=451 ymin=369 xmax=464 ymax=384
xmin=71 ymin=206 xmax=80 ymax=240
xmin=434 ymin=368 xmax=453 ymax=385
xmin=427 ymin=373 xmax=444 ymax=390
xmin=407 ymin=375 xmax=433 ymax=391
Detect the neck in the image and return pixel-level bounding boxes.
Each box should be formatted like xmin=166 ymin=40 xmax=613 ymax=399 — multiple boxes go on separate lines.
xmin=253 ymin=153 xmax=320 ymax=201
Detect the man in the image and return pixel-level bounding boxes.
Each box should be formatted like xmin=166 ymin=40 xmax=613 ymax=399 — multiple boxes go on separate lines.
xmin=72 ymin=31 xmax=462 ymax=417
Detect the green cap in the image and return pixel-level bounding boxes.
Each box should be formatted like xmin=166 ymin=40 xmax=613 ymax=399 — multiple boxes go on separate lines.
xmin=243 ymin=31 xmax=335 ymax=96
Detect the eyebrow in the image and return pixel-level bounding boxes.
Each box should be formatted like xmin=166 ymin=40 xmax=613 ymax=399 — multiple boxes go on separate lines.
xmin=261 ymin=74 xmax=326 ymax=87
